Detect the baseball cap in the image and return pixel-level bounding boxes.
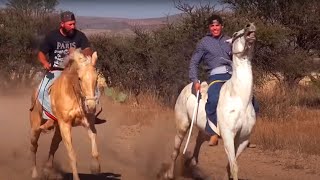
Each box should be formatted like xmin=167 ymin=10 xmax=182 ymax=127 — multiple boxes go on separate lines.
xmin=60 ymin=11 xmax=76 ymax=22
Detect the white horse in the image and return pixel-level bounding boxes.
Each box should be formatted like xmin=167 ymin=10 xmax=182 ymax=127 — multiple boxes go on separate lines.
xmin=164 ymin=23 xmax=257 ymax=180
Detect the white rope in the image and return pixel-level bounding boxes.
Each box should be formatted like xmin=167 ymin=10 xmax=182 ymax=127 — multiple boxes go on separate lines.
xmin=183 ymin=88 xmax=200 ymax=155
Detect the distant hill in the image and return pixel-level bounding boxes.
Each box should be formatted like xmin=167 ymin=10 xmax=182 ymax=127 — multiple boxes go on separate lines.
xmin=76 ymin=13 xmax=183 ymax=36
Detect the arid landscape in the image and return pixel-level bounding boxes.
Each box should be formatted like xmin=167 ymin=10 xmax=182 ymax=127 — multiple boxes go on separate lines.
xmin=1 ymin=87 xmax=320 ymax=180
xmin=0 ymin=0 xmax=319 ymax=179
xmin=76 ymin=14 xmax=181 ymax=36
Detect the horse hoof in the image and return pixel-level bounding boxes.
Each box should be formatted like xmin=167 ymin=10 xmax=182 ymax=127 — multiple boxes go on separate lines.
xmin=42 ymin=167 xmax=51 ymax=178
xmin=31 ymin=168 xmax=38 ymax=179
xmin=163 ymin=171 xmax=174 ymax=180
xmin=248 ymin=143 xmax=257 ymax=148
xmin=90 ymin=160 xmax=101 ymax=174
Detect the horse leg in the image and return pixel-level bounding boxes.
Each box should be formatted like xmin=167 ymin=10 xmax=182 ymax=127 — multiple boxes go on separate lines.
xmin=221 ymin=130 xmax=238 ymax=180
xmin=87 ymin=122 xmax=101 ymax=174
xmin=59 ymin=122 xmax=80 ymax=180
xmin=228 ymin=108 xmax=255 ymax=179
xmin=185 ymin=130 xmax=207 ymax=179
xmin=44 ymin=126 xmax=62 ymax=172
xmin=30 ymin=102 xmax=42 ymax=179
xmin=235 ymin=139 xmax=249 ymax=159
xmin=164 ymin=115 xmax=189 ymax=179
xmin=30 ymin=128 xmax=41 ymax=179
xmin=188 ymin=130 xmax=206 ymax=167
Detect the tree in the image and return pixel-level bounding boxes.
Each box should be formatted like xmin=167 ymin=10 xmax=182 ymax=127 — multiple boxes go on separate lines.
xmin=221 ymin=0 xmax=320 ymax=86
xmin=6 ymin=0 xmax=59 ymax=17
xmin=0 ymin=0 xmax=59 ymax=87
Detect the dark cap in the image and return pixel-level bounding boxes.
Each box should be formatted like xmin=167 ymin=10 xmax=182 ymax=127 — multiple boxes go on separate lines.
xmin=208 ymin=14 xmax=223 ymax=25
xmin=60 ymin=11 xmax=76 ymax=22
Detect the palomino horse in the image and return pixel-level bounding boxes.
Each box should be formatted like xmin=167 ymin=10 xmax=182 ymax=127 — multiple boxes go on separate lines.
xmin=164 ymin=23 xmax=257 ymax=180
xmin=29 ymin=49 xmax=100 ymax=180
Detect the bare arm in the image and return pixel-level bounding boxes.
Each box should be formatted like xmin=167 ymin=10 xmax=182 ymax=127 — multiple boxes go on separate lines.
xmin=37 ymin=51 xmax=51 ymax=70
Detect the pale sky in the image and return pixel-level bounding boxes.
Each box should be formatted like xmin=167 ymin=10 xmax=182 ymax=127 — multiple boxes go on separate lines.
xmin=1 ymin=0 xmax=222 ymax=19
xmin=56 ymin=0 xmax=182 ymax=19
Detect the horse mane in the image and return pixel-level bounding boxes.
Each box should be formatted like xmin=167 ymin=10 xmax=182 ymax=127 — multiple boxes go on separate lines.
xmin=58 ymin=49 xmax=87 ymax=97
xmin=63 ymin=48 xmax=89 ymax=72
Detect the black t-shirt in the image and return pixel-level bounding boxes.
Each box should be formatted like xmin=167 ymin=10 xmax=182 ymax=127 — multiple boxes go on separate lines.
xmin=39 ymin=29 xmax=90 ymax=68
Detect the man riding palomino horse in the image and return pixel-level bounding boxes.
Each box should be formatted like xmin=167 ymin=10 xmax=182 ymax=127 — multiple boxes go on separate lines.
xmin=37 ymin=11 xmax=94 ymax=131
xmin=30 ymin=11 xmax=103 ymax=179
xmin=189 ymin=14 xmax=259 ymax=146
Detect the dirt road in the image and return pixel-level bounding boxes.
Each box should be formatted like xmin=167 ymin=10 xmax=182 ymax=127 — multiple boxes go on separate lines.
xmin=0 ymin=91 xmax=319 ymax=180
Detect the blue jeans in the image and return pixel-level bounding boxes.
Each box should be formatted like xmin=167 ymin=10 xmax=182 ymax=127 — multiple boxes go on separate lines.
xmin=204 ymin=73 xmax=259 ymax=136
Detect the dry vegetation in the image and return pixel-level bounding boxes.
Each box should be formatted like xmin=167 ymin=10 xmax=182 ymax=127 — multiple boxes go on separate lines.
xmin=0 ymin=0 xmax=319 ymax=158
xmin=101 ymin=75 xmax=320 ymax=156
xmin=251 ymin=82 xmax=320 ymax=155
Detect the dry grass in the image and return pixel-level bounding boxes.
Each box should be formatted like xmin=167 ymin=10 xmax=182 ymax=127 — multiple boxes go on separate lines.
xmin=104 ymin=80 xmax=320 ymax=155
xmin=102 ymin=90 xmax=173 ymax=127
xmin=252 ymin=116 xmax=320 ymax=155
xmin=251 ymin=83 xmax=320 ymax=155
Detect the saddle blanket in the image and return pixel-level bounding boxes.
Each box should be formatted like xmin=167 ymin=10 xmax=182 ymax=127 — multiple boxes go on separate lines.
xmin=37 ymin=71 xmax=101 ymax=120
xmin=37 ymin=71 xmax=62 ymax=120
xmin=205 ymin=117 xmax=220 ymax=136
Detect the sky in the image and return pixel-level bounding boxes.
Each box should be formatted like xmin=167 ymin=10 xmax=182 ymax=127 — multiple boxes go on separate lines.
xmin=1 ymin=0 xmax=222 ymax=19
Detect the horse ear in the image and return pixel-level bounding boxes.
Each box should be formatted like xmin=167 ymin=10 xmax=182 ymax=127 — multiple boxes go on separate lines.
xmin=91 ymin=51 xmax=98 ymax=66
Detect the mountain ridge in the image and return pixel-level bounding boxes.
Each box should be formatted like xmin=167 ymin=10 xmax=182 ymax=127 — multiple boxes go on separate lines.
xmin=76 ymin=13 xmax=183 ymax=36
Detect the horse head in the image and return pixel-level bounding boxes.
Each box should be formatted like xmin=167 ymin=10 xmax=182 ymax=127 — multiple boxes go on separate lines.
xmin=230 ymin=23 xmax=256 ymax=59
xmin=68 ymin=48 xmax=98 ymax=114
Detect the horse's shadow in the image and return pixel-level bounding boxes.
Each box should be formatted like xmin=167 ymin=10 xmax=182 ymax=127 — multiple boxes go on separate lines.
xmin=62 ymin=172 xmax=121 ymax=180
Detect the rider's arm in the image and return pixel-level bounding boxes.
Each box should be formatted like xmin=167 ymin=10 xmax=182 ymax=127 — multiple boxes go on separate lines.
xmin=38 ymin=32 xmax=52 ymax=70
xmin=189 ymin=40 xmax=206 ymax=83
xmin=37 ymin=51 xmax=51 ymax=70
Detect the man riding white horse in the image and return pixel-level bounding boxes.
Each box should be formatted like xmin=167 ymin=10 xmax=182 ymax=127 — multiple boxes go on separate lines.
xmin=189 ymin=14 xmax=259 ymax=145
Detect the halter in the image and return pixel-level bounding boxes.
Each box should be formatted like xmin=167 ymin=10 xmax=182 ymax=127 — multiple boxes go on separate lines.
xmin=232 ymin=32 xmax=245 ymax=43
xmin=231 ymin=29 xmax=256 ymax=56
xmin=74 ymin=58 xmax=99 ymax=108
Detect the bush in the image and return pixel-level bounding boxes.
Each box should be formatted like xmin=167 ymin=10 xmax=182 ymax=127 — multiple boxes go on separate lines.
xmin=0 ymin=1 xmax=59 ymax=87
xmin=90 ymin=2 xmax=231 ymax=105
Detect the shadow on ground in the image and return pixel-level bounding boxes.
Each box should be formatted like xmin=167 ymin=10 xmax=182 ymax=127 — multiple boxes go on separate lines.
xmin=62 ymin=172 xmax=121 ymax=180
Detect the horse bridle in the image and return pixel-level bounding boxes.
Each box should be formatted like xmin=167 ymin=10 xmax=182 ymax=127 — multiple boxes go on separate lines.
xmin=232 ymin=31 xmax=245 ymax=43
xmin=76 ymin=78 xmax=98 ymax=103
xmin=231 ymin=29 xmax=256 ymax=55
xmin=71 ymin=61 xmax=98 ymax=113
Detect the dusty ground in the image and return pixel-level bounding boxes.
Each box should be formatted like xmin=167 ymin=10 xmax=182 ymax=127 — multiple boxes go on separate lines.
xmin=0 ymin=90 xmax=320 ymax=180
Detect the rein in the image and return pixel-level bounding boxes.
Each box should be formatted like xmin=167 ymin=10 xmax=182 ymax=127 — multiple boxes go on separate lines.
xmin=231 ymin=31 xmax=255 ymax=56
xmin=232 ymin=32 xmax=245 ymax=43
xmin=78 ymin=60 xmax=98 ymax=103
xmin=70 ymin=60 xmax=98 ymax=113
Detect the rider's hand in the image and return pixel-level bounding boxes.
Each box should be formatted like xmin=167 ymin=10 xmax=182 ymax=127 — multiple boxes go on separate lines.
xmin=193 ymin=82 xmax=201 ymax=92
xmin=43 ymin=63 xmax=51 ymax=70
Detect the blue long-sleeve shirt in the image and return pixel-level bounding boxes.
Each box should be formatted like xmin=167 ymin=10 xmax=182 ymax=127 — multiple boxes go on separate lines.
xmin=189 ymin=33 xmax=232 ymax=82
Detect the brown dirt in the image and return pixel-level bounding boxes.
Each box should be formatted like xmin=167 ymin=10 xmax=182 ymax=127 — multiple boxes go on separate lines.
xmin=1 ymin=89 xmax=320 ymax=180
